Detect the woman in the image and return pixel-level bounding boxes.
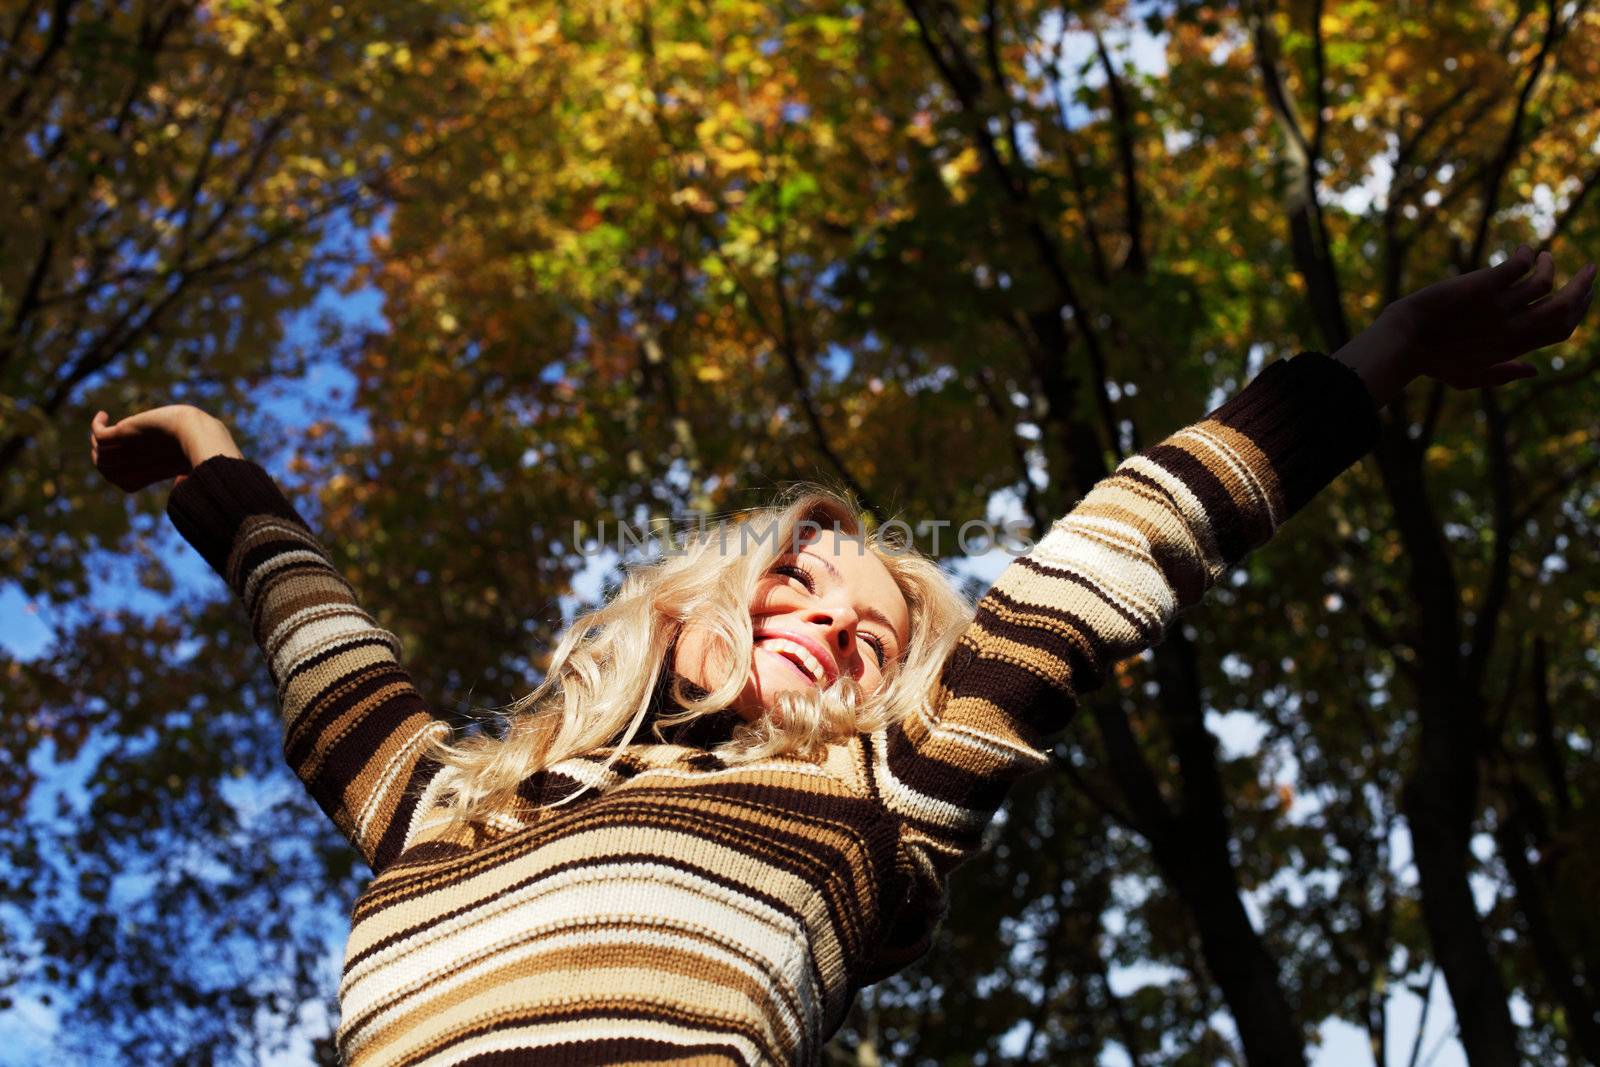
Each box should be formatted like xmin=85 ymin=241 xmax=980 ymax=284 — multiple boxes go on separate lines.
xmin=91 ymin=245 xmax=1592 ymax=1065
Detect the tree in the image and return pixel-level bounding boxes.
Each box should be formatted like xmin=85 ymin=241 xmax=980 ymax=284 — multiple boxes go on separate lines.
xmin=7 ymin=1 xmax=1598 ymax=1062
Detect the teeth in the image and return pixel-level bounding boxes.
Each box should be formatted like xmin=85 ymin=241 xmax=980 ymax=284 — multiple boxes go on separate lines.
xmin=757 ymin=637 xmax=828 ymax=684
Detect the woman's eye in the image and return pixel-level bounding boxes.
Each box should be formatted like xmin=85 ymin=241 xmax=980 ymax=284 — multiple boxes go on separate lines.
xmin=772 ymin=562 xmax=816 ymax=592
xmin=861 ymin=633 xmax=887 ymax=667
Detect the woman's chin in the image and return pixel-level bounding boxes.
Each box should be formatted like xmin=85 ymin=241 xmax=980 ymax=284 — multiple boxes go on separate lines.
xmin=734 ymin=670 xmax=813 ymax=723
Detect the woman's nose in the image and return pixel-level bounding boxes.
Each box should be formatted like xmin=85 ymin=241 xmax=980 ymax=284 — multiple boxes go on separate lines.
xmin=802 ymin=603 xmax=859 ymax=654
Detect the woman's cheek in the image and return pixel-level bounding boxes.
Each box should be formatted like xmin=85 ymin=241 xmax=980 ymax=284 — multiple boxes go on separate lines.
xmin=672 ymin=623 xmax=727 ymax=693
xmin=674 ymin=623 xmax=764 ymax=718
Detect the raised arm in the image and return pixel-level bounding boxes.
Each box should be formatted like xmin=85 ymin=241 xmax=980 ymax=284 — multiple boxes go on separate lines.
xmin=90 ymin=405 xmax=452 ymax=875
xmin=862 ymin=348 xmax=1376 ymax=974
xmin=863 ymin=244 xmax=1596 ymax=973
xmin=163 ymin=454 xmax=453 ymax=874
xmin=887 ymin=348 xmax=1376 ymax=791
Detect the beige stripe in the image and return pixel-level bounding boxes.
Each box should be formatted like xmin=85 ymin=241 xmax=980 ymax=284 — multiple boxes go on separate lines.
xmin=241 ymin=541 xmax=342 ymax=613
xmin=890 ymin=700 xmax=1049 ymax=775
xmin=280 ymin=644 xmax=400 ymax=734
xmin=343 ymin=870 xmax=814 ymax=1061
xmin=1120 ymin=454 xmax=1227 ymax=577
xmin=349 ymin=927 xmax=802 ymax=1061
xmin=870 ymin=712 xmax=1049 ymax=830
xmin=1180 ymin=420 xmax=1282 ymax=528
xmin=353 ymin=719 xmax=452 ymax=852
xmin=265 ymin=607 xmax=402 ymax=683
xmin=289 ymin=680 xmax=422 ymax=779
xmin=233 ymin=518 xmax=333 ymax=594
xmin=1025 ymin=521 xmax=1173 ymax=627
xmin=1078 ymin=483 xmax=1210 ymax=576
xmin=982 ymin=570 xmax=1145 ymax=659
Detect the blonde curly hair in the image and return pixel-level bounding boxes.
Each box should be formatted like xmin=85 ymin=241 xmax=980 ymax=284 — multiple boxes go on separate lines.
xmin=411 ymin=482 xmax=974 ymax=841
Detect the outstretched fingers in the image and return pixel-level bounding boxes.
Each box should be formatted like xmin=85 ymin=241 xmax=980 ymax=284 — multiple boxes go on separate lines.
xmin=1506 ymin=259 xmax=1597 ymax=352
xmin=1502 ymin=249 xmax=1555 ymax=309
xmin=1452 ymin=359 xmax=1539 ymax=389
xmin=1471 ymin=243 xmax=1536 ymax=300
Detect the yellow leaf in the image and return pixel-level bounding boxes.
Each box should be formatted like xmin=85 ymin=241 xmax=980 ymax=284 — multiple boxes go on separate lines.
xmin=939 ymin=146 xmax=980 ymax=197
xmin=717 ymin=148 xmax=763 ymax=170
xmin=672 ymin=187 xmax=715 ymax=213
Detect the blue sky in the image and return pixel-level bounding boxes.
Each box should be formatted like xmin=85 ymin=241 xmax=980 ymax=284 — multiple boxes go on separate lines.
xmin=0 ymin=270 xmax=384 ymax=1063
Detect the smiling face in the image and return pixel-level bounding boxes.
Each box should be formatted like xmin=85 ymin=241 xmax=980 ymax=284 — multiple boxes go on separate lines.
xmin=672 ymin=527 xmax=912 ymax=721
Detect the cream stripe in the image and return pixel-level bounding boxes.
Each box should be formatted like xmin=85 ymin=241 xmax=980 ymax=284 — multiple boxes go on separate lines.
xmin=266 ymin=609 xmax=403 ymax=683
xmin=611 ymin=759 xmax=847 ymax=789
xmin=1027 ymin=522 xmax=1175 ymax=627
xmin=918 ymin=717 xmax=1050 ymax=769
xmin=864 ymin=730 xmax=983 ymax=827
xmin=867 ymin=719 xmax=1048 ymax=831
xmin=401 ymin=762 xmax=455 ymax=854
xmin=1103 ymin=464 xmax=1216 ymax=570
xmin=353 ymin=720 xmax=451 ymax=847
xmin=1120 ymin=453 xmax=1226 ymax=578
xmin=1175 ymin=422 xmax=1280 ymax=529
xmin=238 ymin=533 xmax=337 ymax=605
xmin=900 ymin=823 xmax=964 ymax=863
xmin=542 ymin=756 xmax=630 ymax=793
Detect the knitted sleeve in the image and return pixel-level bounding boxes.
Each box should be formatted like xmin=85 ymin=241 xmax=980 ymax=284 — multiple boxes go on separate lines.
xmin=863 ymin=350 xmax=1382 ymax=976
xmin=166 ymin=456 xmax=453 ymax=875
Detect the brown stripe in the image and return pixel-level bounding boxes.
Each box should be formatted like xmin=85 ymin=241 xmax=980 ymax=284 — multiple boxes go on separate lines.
xmin=1074 ymin=483 xmax=1210 ymax=605
xmin=249 ymin=575 xmax=358 ymax=640
xmin=1142 ymin=439 xmax=1262 ymax=563
xmin=881 ymin=716 xmax=1020 ymax=818
xmin=284 ymin=656 xmax=412 ymax=761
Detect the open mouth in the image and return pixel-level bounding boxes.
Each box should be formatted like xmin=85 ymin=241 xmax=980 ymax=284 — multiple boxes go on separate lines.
xmin=755 ymin=637 xmax=830 ymax=685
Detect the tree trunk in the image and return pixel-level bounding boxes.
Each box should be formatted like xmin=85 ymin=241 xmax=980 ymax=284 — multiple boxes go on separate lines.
xmin=1374 ymin=424 xmax=1522 ymax=1066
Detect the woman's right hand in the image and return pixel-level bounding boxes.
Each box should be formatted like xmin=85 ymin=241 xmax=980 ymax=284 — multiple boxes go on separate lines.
xmin=90 ymin=405 xmax=244 ymax=493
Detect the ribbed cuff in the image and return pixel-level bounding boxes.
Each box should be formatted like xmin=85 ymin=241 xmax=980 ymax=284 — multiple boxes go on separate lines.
xmin=165 ymin=455 xmax=310 ymax=579
xmin=1207 ymin=350 xmax=1382 ymax=517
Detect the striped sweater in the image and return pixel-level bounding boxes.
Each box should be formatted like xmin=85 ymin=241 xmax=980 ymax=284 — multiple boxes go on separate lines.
xmin=165 ymin=350 xmax=1380 ymax=1065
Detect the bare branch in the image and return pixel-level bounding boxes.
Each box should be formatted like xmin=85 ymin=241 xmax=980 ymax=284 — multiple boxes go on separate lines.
xmin=1247 ymin=0 xmax=1348 ymax=348
xmin=901 ymin=0 xmax=1126 ymax=469
xmin=1091 ymin=29 xmax=1145 ymax=274
xmin=974 ymin=363 xmax=1046 ymax=535
xmin=1042 ymin=31 xmax=1110 ymax=284
xmin=1466 ymin=0 xmax=1570 ymax=266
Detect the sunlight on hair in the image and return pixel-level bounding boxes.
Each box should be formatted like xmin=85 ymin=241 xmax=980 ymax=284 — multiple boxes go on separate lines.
xmin=411 ymin=482 xmax=974 ymax=844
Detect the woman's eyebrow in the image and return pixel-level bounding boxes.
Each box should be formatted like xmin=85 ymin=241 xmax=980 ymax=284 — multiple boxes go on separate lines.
xmin=799 ymin=549 xmax=905 ymax=649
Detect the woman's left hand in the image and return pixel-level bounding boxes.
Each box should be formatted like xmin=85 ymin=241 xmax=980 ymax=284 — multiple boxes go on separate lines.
xmin=1334 ymin=245 xmax=1596 ymax=407
xmin=1395 ymin=244 xmax=1596 ymax=384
